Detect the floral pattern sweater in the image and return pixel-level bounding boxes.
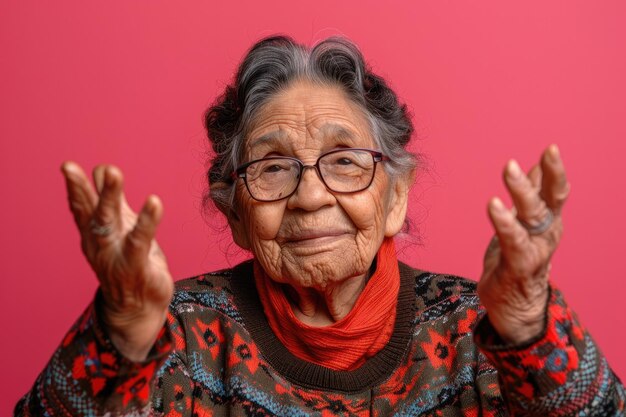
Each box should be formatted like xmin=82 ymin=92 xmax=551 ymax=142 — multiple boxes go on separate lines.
xmin=15 ymin=261 xmax=625 ymax=416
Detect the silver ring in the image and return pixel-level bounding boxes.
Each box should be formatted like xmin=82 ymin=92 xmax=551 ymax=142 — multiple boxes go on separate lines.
xmin=520 ymin=209 xmax=554 ymax=235
xmin=90 ymin=219 xmax=113 ymax=236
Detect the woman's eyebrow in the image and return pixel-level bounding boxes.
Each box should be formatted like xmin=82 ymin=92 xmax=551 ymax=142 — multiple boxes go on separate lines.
xmin=318 ymin=124 xmax=359 ymax=144
xmin=248 ymin=124 xmax=358 ymax=150
xmin=248 ymin=131 xmax=288 ymax=149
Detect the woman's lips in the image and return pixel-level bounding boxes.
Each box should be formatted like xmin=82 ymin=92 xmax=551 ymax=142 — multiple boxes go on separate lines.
xmin=282 ymin=230 xmax=352 ymax=247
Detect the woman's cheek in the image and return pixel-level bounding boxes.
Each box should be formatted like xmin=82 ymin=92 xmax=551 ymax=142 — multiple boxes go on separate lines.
xmin=339 ymin=192 xmax=385 ymax=237
xmin=245 ymin=203 xmax=285 ymax=241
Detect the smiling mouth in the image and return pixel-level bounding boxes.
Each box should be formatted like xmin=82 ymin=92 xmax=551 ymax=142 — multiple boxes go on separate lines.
xmin=283 ymin=231 xmax=351 ymax=246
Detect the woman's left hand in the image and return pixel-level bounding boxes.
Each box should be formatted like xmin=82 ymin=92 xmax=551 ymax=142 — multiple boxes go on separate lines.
xmin=477 ymin=145 xmax=570 ymax=344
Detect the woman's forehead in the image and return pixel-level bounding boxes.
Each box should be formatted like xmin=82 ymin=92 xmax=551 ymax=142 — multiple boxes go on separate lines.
xmin=247 ymin=124 xmax=365 ymax=149
xmin=244 ymin=83 xmax=375 ymax=157
xmin=244 ymin=122 xmax=375 ymax=159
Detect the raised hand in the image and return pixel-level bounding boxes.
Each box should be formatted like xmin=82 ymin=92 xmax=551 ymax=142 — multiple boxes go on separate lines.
xmin=477 ymin=145 xmax=570 ymax=344
xmin=61 ymin=162 xmax=174 ymax=361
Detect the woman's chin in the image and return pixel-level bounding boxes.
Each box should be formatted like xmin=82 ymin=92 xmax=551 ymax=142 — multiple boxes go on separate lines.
xmin=277 ymin=245 xmax=369 ymax=288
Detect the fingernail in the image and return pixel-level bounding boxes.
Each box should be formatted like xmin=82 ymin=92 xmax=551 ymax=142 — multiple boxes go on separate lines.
xmin=491 ymin=197 xmax=506 ymax=213
xmin=146 ymin=196 xmax=157 ymax=215
xmin=104 ymin=167 xmax=117 ymax=187
xmin=507 ymin=160 xmax=522 ymax=179
xmin=61 ymin=162 xmax=77 ymax=177
xmin=548 ymin=144 xmax=560 ymax=161
xmin=61 ymin=161 xmax=72 ymax=172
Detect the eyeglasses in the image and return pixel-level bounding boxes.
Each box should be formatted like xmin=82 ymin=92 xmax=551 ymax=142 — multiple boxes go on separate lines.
xmin=232 ymin=148 xmax=389 ymax=202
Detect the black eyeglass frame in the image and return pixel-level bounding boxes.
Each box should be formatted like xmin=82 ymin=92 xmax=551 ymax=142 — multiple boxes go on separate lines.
xmin=231 ymin=148 xmax=389 ymax=202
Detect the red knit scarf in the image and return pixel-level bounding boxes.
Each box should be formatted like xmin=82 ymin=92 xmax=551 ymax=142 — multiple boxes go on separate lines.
xmin=254 ymin=237 xmax=400 ymax=371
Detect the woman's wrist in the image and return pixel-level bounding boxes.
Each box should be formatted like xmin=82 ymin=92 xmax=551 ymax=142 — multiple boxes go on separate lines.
xmin=484 ymin=290 xmax=549 ymax=345
xmin=107 ymin=311 xmax=168 ymax=362
xmin=97 ymin=294 xmax=169 ymax=362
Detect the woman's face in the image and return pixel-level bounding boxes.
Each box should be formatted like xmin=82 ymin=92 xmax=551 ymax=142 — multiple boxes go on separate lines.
xmin=229 ymin=81 xmax=411 ymax=289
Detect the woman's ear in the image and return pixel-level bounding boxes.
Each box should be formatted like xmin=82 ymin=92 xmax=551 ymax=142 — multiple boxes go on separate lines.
xmin=384 ymin=168 xmax=416 ymax=237
xmin=226 ymin=208 xmax=251 ymax=250
xmin=212 ymin=182 xmax=251 ymax=250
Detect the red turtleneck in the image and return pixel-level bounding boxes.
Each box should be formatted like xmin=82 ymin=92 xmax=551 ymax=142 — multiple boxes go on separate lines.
xmin=254 ymin=237 xmax=400 ymax=371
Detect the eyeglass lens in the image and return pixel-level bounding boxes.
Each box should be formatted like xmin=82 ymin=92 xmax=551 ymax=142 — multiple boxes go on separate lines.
xmin=244 ymin=149 xmax=377 ymax=202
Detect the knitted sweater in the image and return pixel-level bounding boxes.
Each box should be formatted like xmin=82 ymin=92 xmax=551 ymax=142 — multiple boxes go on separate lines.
xmin=15 ymin=261 xmax=625 ymax=416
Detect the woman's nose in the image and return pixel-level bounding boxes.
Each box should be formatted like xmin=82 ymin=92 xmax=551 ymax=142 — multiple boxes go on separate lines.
xmin=286 ymin=166 xmax=335 ymax=211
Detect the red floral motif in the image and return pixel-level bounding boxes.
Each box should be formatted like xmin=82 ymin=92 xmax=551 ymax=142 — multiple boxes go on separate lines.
xmin=275 ymin=383 xmax=289 ymax=395
xmin=377 ymin=344 xmax=425 ymax=408
xmin=191 ymin=402 xmax=214 ymax=417
xmin=192 ymin=318 xmax=225 ymax=360
xmin=164 ymin=408 xmax=183 ymax=417
xmin=228 ymin=332 xmax=259 ymax=374
xmin=480 ymin=285 xmax=587 ymax=402
xmin=457 ymin=308 xmax=478 ymax=335
xmin=421 ymin=329 xmax=457 ymax=372
xmin=463 ymin=405 xmax=479 ymax=417
xmin=71 ymin=342 xmax=119 ymax=396
xmin=115 ymin=362 xmax=156 ymax=407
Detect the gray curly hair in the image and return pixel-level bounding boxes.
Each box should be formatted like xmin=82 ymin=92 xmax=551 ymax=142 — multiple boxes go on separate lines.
xmin=204 ymin=35 xmax=418 ymax=214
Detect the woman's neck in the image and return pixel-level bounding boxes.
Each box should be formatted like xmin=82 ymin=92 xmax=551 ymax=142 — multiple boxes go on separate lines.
xmin=284 ymin=273 xmax=368 ymax=326
xmin=252 ymin=237 xmax=401 ymax=370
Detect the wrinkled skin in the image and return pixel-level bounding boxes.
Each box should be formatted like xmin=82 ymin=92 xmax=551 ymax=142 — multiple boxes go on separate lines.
xmin=60 ymin=81 xmax=569 ymax=360
xmin=226 ymin=81 xmax=411 ymax=325
xmin=479 ymin=150 xmax=570 ymax=343
xmin=60 ymin=163 xmax=173 ymax=361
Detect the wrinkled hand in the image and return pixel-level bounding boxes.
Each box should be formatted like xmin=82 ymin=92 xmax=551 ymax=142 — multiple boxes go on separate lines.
xmin=61 ymin=162 xmax=174 ymax=361
xmin=477 ymin=145 xmax=570 ymax=344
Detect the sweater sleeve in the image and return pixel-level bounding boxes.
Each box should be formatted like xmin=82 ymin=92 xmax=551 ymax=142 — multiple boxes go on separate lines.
xmin=473 ymin=284 xmax=626 ymax=416
xmin=14 ymin=291 xmax=174 ymax=416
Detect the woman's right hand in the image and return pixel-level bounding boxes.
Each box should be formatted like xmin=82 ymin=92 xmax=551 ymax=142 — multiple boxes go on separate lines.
xmin=61 ymin=162 xmax=174 ymax=362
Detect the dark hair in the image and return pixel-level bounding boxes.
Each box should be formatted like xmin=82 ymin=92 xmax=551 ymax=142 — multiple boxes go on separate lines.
xmin=204 ymin=35 xmax=417 ymax=214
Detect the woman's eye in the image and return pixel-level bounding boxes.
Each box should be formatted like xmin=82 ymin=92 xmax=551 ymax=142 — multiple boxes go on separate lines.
xmin=336 ymin=157 xmax=354 ymax=166
xmin=263 ymin=164 xmax=287 ymax=173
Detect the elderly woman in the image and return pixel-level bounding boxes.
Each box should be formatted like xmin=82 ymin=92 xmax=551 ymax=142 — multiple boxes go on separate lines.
xmin=16 ymin=36 xmax=624 ymax=416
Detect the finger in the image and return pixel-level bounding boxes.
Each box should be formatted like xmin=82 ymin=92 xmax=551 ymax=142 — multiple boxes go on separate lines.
xmin=540 ymin=145 xmax=570 ymax=214
xmin=93 ymin=164 xmax=107 ymax=194
xmin=95 ymin=164 xmax=136 ymax=228
xmin=527 ymin=165 xmax=542 ymax=189
xmin=487 ymin=197 xmax=531 ymax=257
xmin=93 ymin=165 xmax=124 ymax=230
xmin=125 ymin=195 xmax=163 ymax=259
xmin=504 ymin=159 xmax=551 ymax=231
xmin=61 ymin=162 xmax=98 ymax=230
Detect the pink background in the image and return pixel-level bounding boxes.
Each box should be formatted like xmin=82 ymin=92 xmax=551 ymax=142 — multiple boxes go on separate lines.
xmin=2 ymin=1 xmax=625 ymax=413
